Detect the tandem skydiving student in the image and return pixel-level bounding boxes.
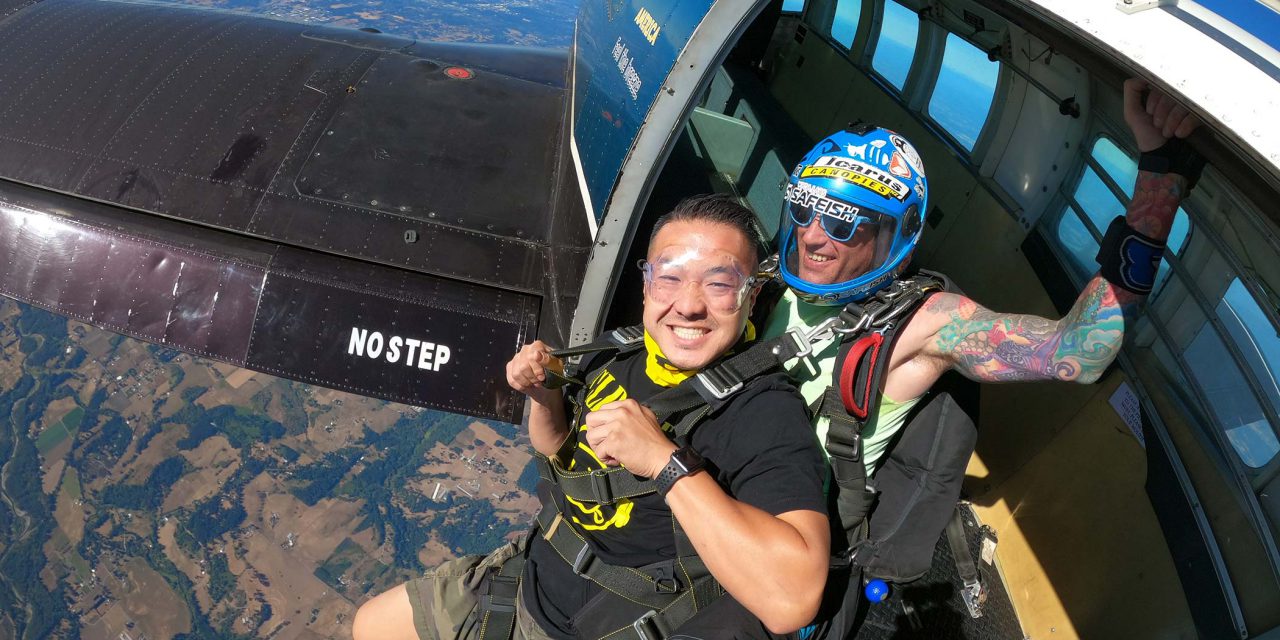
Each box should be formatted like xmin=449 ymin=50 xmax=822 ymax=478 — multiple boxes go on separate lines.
xmin=760 ymin=78 xmax=1202 ymax=637
xmin=353 ymin=194 xmax=830 ymax=640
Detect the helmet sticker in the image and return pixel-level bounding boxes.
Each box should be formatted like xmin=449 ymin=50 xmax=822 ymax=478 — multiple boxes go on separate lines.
xmin=889 ymin=152 xmax=912 ymax=179
xmin=786 ymin=183 xmax=861 ymax=217
xmin=914 ymin=179 xmax=925 ymax=200
xmin=800 ymin=156 xmax=909 ymax=200
xmin=889 ymin=134 xmax=924 ymax=178
xmin=847 ymin=142 xmax=891 ymax=166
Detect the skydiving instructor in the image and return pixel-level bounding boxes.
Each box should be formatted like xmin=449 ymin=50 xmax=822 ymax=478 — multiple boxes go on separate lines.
xmin=353 ymin=196 xmax=831 ymax=640
xmin=764 ymin=78 xmax=1201 ymax=635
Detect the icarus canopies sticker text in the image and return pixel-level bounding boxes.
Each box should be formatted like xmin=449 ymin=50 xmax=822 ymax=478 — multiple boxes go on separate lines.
xmin=800 ymin=156 xmax=910 ymax=200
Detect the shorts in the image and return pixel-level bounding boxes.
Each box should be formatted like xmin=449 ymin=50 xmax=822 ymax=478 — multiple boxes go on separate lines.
xmin=405 ymin=539 xmax=555 ymax=640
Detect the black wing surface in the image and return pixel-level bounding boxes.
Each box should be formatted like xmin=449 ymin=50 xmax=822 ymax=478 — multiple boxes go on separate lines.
xmin=0 ymin=0 xmax=591 ymax=422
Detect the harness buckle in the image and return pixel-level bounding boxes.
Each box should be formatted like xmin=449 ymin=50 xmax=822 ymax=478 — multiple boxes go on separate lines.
xmin=649 ymin=563 xmax=682 ymax=594
xmin=589 ymin=468 xmax=615 ymax=505
xmin=693 ymin=369 xmax=744 ymax=401
xmin=960 ymin=577 xmax=987 ymax=619
xmin=777 ymin=315 xmax=843 ymax=365
xmin=610 ymin=326 xmax=645 ymax=347
xmin=632 ymin=610 xmax=661 ymax=640
xmin=825 ymin=432 xmax=862 ymax=462
xmin=571 ymin=543 xmax=596 ymax=576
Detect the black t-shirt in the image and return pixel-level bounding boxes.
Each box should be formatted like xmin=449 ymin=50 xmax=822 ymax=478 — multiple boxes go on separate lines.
xmin=522 ymin=346 xmax=827 ymax=638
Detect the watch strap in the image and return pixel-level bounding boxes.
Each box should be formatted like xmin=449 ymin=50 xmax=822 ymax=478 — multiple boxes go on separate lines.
xmin=656 ymin=446 xmax=704 ymax=497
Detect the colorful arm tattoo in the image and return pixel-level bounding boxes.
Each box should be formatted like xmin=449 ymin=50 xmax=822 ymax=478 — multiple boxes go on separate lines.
xmin=927 ymin=170 xmax=1187 ymax=383
xmin=926 ymin=282 xmax=1124 ymax=383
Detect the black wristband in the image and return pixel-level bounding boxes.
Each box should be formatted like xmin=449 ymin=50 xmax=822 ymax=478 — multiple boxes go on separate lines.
xmin=1096 ymin=216 xmax=1166 ymax=295
xmin=1138 ymin=138 xmax=1205 ymax=189
xmin=656 ymin=446 xmax=705 ymax=497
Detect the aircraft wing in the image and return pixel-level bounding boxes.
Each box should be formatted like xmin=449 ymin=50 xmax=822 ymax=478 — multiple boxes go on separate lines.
xmin=0 ymin=0 xmax=592 ymax=422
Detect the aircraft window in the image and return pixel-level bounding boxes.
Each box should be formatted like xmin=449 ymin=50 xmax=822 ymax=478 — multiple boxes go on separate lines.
xmin=1220 ymin=279 xmax=1280 ymax=429
xmin=783 ymin=0 xmax=807 ymax=14
xmin=1093 ymin=136 xmax=1139 ymax=189
xmin=871 ymin=0 xmax=920 ymax=91
xmin=1185 ymin=293 xmax=1280 ymax=468
xmin=1056 ymin=206 xmax=1099 ymax=280
xmin=927 ymin=33 xmax=1000 ymax=151
xmin=1072 ymin=166 xmax=1123 ymax=232
xmin=830 ymin=0 xmax=863 ymax=48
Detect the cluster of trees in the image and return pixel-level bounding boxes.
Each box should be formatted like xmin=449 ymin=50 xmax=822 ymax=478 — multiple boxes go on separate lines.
xmin=15 ymin=307 xmax=71 ymax=370
xmin=0 ymin=369 xmax=72 ymax=639
xmin=175 ymin=405 xmax=285 ymax=451
xmin=342 ymin=413 xmax=454 ymax=570
xmin=339 ymin=409 xmax=526 ymax=569
xmin=517 ymin=459 xmax=541 ymax=495
xmin=422 ymin=498 xmax=508 ymax=556
xmin=250 ymin=384 xmax=309 ymax=436
xmin=206 ymin=553 xmax=237 ymax=604
xmin=78 ymin=415 xmax=132 ymax=462
xmin=275 ymin=444 xmax=300 ymax=464
xmin=98 ymin=456 xmax=187 ymax=510
xmin=289 ymin=447 xmax=363 ymax=507
xmin=185 ymin=454 xmax=269 ymax=545
xmin=188 ymin=498 xmax=248 ymax=546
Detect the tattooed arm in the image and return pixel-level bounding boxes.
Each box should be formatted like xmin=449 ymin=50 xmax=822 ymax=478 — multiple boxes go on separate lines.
xmin=915 ymin=80 xmax=1196 ymax=384
xmin=918 ymin=283 xmax=1124 ymax=384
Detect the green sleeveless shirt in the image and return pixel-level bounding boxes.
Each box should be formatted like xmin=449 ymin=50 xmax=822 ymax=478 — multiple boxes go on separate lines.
xmin=763 ymin=289 xmax=921 ymax=476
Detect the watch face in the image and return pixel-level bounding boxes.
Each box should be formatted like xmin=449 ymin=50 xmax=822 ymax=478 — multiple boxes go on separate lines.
xmin=671 ymin=446 xmax=704 ymax=473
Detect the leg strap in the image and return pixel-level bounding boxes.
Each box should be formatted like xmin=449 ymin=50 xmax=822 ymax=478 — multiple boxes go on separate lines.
xmin=478 ymin=548 xmax=526 ymax=640
xmin=535 ymin=507 xmax=686 ymax=610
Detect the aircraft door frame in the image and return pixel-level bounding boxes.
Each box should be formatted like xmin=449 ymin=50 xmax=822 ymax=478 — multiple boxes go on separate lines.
xmin=568 ymin=0 xmax=776 ymax=345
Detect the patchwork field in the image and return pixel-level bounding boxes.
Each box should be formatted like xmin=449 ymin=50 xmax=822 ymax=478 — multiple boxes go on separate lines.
xmin=0 ymin=297 xmax=538 ymax=638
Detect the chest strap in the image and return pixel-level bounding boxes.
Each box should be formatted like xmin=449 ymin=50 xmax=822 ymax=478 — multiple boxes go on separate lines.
xmin=536 ymin=330 xmax=813 ymax=506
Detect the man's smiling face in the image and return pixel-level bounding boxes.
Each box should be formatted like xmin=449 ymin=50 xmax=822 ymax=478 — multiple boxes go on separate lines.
xmin=794 ymin=213 xmax=878 ymax=286
xmin=642 ymin=220 xmax=757 ymax=371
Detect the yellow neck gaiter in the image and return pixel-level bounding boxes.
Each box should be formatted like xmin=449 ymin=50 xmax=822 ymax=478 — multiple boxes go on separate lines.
xmin=643 ymin=322 xmax=757 ymax=388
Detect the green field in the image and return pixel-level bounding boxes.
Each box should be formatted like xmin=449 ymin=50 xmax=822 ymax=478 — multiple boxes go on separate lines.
xmin=47 ymin=529 xmax=91 ymax=582
xmin=61 ymin=469 xmax=82 ymax=501
xmin=314 ymin=537 xmax=400 ymax=595
xmin=315 ymin=537 xmax=363 ymax=587
xmin=35 ymin=407 xmax=84 ymax=454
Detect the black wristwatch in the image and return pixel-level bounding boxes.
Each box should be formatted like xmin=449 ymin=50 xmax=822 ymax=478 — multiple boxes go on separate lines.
xmin=655 ymin=446 xmax=705 ymax=498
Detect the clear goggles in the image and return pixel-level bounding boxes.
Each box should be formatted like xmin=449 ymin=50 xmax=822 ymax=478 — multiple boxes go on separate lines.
xmin=784 ymin=182 xmax=890 ymax=242
xmin=639 ymin=250 xmax=763 ymax=312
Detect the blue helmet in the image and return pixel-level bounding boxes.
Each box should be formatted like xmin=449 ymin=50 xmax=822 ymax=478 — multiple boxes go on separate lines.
xmin=778 ymin=125 xmax=927 ymax=306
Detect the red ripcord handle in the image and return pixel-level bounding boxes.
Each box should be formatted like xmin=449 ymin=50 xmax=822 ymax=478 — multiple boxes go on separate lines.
xmin=839 ymin=332 xmax=884 ymax=420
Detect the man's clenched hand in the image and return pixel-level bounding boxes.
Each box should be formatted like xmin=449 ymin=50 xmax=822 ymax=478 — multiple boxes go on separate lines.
xmin=505 ymin=340 xmax=563 ymax=407
xmin=583 ymin=399 xmax=678 ymax=478
xmin=1124 ymin=78 xmax=1200 ymax=152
